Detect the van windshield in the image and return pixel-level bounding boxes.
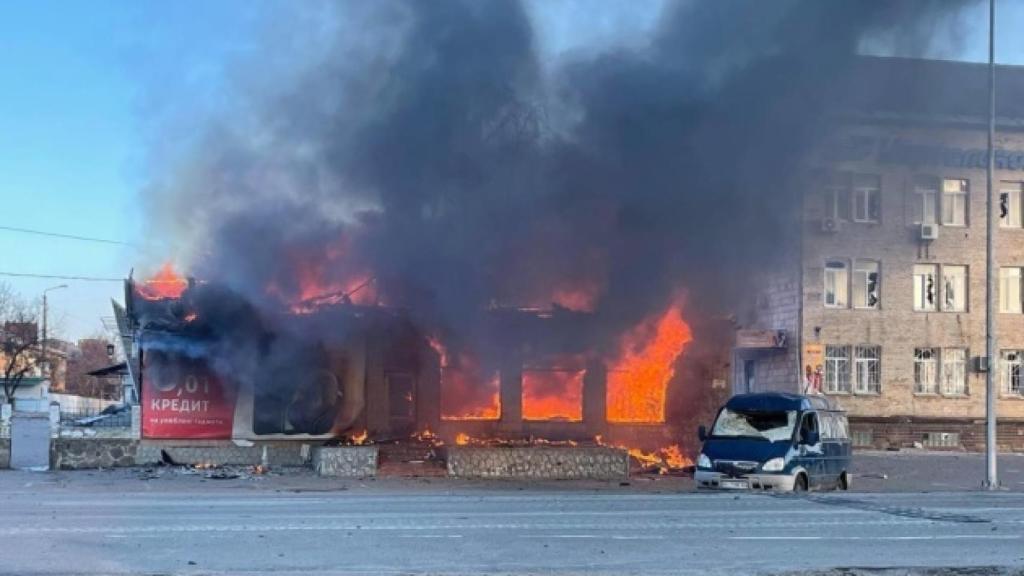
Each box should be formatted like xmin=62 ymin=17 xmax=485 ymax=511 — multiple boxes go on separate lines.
xmin=711 ymin=409 xmax=798 ymax=442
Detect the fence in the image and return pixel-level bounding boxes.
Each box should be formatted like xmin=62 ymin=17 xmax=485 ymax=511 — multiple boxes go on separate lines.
xmin=58 ymin=405 xmax=132 ymax=429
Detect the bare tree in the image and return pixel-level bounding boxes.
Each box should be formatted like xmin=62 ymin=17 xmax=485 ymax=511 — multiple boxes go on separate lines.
xmin=0 ymin=283 xmax=42 ymax=405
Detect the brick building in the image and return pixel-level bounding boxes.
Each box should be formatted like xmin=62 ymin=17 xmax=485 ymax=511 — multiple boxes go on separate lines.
xmin=735 ymin=56 xmax=1024 ymax=452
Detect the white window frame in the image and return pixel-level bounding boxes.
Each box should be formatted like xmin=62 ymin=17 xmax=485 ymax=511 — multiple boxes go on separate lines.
xmin=1000 ymin=350 xmax=1024 ymax=397
xmin=852 ymin=259 xmax=880 ymax=310
xmin=851 ymin=174 xmax=881 ymax=223
xmin=824 ymin=345 xmax=850 ymax=394
xmin=912 ymin=177 xmax=938 ymax=225
xmin=1000 ymin=181 xmax=1023 ymax=229
xmin=941 ymin=348 xmax=967 ymax=396
xmin=941 ymin=178 xmax=968 ymax=227
xmin=824 ymin=260 xmax=849 ymax=309
xmin=853 ymin=345 xmax=881 ymax=394
xmin=942 ymin=265 xmax=967 ymax=313
xmin=913 ymin=264 xmax=938 ymax=312
xmin=824 ymin=173 xmax=850 ymax=221
xmin=999 ymin=267 xmax=1023 ymax=314
xmin=914 ymin=348 xmax=938 ymax=394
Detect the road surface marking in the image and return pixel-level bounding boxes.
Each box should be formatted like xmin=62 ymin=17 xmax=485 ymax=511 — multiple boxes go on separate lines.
xmin=730 ymin=535 xmax=1021 ymax=541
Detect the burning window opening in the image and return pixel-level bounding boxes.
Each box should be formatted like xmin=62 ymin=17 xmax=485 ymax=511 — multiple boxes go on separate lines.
xmin=430 ymin=336 xmax=501 ymax=421
xmin=605 ymin=300 xmax=693 ymax=423
xmin=521 ymin=367 xmax=584 ymax=422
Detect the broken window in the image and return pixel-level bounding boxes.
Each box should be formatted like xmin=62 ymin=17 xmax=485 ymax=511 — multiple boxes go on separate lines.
xmin=851 ymin=174 xmax=881 ymax=223
xmin=824 ymin=260 xmax=848 ymax=308
xmin=911 ymin=176 xmax=938 ymax=225
xmin=942 ymin=265 xmax=967 ymax=312
xmin=913 ymin=348 xmax=938 ymax=394
xmin=853 ymin=345 xmax=881 ymax=394
xmin=824 ymin=345 xmax=850 ymax=393
xmin=913 ymin=264 xmax=937 ymax=312
xmin=1000 ymin=181 xmax=1023 ymax=228
xmin=941 ymin=178 xmax=968 ymax=227
xmin=852 ymin=259 xmax=879 ymax=309
xmin=941 ymin=349 xmax=967 ymax=396
xmin=999 ymin=267 xmax=1023 ymax=314
xmin=1000 ymin=350 xmax=1024 ymax=396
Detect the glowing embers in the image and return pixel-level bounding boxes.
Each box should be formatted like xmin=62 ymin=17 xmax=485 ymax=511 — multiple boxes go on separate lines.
xmin=521 ymin=357 xmax=584 ymax=421
xmin=430 ymin=337 xmax=501 ymax=421
xmin=136 ymin=263 xmax=188 ymax=300
xmin=606 ymin=298 xmax=693 ymax=423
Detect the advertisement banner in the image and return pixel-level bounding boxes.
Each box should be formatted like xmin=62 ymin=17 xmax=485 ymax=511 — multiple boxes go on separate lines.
xmin=142 ymin=352 xmax=236 ymax=439
xmin=802 ymin=343 xmax=824 ymax=395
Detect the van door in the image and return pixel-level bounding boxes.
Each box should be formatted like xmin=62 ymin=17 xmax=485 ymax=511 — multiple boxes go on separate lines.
xmin=795 ymin=411 xmax=823 ymax=487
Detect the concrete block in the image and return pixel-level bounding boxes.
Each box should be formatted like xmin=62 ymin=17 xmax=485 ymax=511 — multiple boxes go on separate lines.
xmin=446 ymin=446 xmax=629 ymax=480
xmin=311 ymin=446 xmax=378 ymax=477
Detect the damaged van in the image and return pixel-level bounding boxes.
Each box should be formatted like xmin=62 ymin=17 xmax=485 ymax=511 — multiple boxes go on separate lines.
xmin=695 ymin=392 xmax=851 ymax=492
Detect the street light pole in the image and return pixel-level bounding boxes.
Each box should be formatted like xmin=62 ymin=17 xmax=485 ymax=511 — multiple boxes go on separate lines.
xmin=41 ymin=284 xmax=68 ymax=381
xmin=985 ymin=0 xmax=999 ymax=490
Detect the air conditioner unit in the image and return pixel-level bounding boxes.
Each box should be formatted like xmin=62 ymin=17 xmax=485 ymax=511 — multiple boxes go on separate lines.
xmin=821 ymin=217 xmax=841 ymax=233
xmin=920 ymin=223 xmax=939 ymax=241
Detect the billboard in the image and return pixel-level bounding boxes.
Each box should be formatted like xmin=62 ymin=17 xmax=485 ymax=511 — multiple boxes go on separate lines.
xmin=141 ymin=352 xmax=236 ymax=439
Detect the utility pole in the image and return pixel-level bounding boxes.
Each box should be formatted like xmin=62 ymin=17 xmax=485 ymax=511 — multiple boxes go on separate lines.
xmin=41 ymin=284 xmax=67 ymax=381
xmin=985 ymin=0 xmax=999 ymax=490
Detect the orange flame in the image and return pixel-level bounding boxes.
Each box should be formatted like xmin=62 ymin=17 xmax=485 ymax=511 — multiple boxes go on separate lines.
xmin=136 ymin=263 xmax=188 ymax=301
xmin=431 ymin=336 xmax=501 ymax=421
xmin=350 ymin=430 xmax=369 ymax=445
xmin=522 ymin=366 xmax=584 ymax=421
xmin=606 ymin=298 xmax=692 ymax=423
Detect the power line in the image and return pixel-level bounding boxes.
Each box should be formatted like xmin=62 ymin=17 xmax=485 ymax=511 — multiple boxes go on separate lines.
xmin=0 ymin=271 xmax=123 ymax=282
xmin=0 ymin=225 xmax=135 ymax=247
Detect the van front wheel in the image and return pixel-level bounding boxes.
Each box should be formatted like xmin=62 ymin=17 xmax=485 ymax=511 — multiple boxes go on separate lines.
xmin=793 ymin=473 xmax=808 ymax=492
xmin=839 ymin=472 xmax=851 ymax=491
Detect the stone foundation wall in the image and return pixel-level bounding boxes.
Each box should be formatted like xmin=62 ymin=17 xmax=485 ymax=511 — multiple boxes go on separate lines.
xmin=52 ymin=439 xmax=138 ymax=470
xmin=446 ymin=446 xmax=629 ymax=480
xmin=311 ymin=446 xmax=378 ymax=477
xmin=0 ymin=439 xmax=9 ymax=469
xmin=136 ymin=440 xmax=311 ymax=467
xmin=851 ymin=417 xmax=1024 ymax=452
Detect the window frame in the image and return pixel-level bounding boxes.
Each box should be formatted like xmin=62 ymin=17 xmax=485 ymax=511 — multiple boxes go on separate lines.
xmin=911 ymin=176 xmax=939 ymax=226
xmin=851 ymin=174 xmax=881 ymax=224
xmin=1000 ymin=181 xmax=1024 ymax=229
xmin=913 ymin=348 xmax=939 ymax=395
xmin=913 ymin=264 xmax=938 ymax=312
xmin=824 ymin=345 xmax=851 ymax=394
xmin=941 ymin=348 xmax=968 ymax=396
xmin=823 ymin=259 xmax=849 ymax=309
xmin=941 ymin=178 xmax=969 ymax=227
xmin=941 ymin=265 xmax=968 ymax=313
xmin=852 ymin=345 xmax=881 ymax=395
xmin=852 ymin=259 xmax=880 ymax=310
xmin=1000 ymin=349 xmax=1024 ymax=397
xmin=999 ymin=267 xmax=1023 ymax=314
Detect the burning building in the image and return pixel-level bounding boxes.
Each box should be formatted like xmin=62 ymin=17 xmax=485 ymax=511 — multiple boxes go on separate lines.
xmin=128 ymin=2 xmax=984 ymax=460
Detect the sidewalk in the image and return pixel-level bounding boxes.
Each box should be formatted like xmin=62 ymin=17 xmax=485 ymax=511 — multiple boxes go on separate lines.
xmin=2 ymin=450 xmax=1023 ymax=494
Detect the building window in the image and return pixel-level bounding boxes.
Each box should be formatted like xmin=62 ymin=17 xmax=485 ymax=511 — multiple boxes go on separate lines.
xmin=999 ymin=267 xmax=1023 ymax=314
xmin=824 ymin=345 xmax=850 ymax=393
xmin=941 ymin=178 xmax=968 ymax=227
xmin=824 ymin=260 xmax=848 ymax=308
xmin=914 ymin=348 xmax=938 ymax=394
xmin=851 ymin=174 xmax=881 ymax=223
xmin=852 ymin=259 xmax=880 ymax=309
xmin=913 ymin=264 xmax=938 ymax=311
xmin=1000 ymin=350 xmax=1024 ymax=396
xmin=911 ymin=176 xmax=938 ymax=225
xmin=824 ymin=172 xmax=851 ymax=221
xmin=1000 ymin=181 xmax=1023 ymax=228
xmin=942 ymin=265 xmax=967 ymax=312
xmin=941 ymin=348 xmax=967 ymax=396
xmin=853 ymin=345 xmax=881 ymax=394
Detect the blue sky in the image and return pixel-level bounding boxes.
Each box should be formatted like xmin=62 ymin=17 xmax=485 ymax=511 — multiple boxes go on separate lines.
xmin=0 ymin=0 xmax=1020 ymax=341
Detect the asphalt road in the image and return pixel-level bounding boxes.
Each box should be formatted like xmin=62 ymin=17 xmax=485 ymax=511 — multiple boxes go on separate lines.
xmin=2 ymin=483 xmax=1024 ymax=575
